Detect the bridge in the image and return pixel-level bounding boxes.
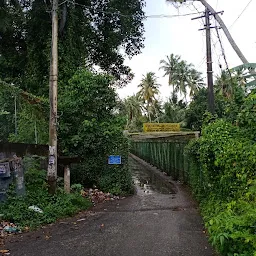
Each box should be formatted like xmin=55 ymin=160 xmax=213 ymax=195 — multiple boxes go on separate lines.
xmin=129 ymin=131 xmax=199 ymax=183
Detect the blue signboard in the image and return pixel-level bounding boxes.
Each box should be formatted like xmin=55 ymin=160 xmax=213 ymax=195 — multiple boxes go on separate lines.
xmin=108 ymin=155 xmax=122 ymax=165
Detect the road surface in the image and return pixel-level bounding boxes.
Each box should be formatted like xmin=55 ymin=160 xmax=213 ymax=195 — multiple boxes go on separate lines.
xmin=5 ymin=155 xmax=216 ymax=256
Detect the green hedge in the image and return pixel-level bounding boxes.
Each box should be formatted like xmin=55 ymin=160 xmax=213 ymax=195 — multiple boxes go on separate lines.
xmin=187 ymin=119 xmax=256 ymax=255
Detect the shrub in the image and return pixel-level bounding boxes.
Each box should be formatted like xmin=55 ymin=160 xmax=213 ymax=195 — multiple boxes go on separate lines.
xmin=187 ymin=119 xmax=256 ymax=255
xmin=0 ymin=161 xmax=92 ymax=229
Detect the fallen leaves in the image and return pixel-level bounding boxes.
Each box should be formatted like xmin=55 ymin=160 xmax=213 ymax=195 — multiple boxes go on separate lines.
xmin=0 ymin=250 xmax=9 ymax=253
xmin=0 ymin=249 xmax=10 ymax=256
xmin=81 ymin=189 xmax=125 ymax=205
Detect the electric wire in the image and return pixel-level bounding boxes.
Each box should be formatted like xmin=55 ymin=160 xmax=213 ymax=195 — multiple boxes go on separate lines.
xmin=215 ymin=27 xmax=232 ymax=78
xmin=230 ymin=0 xmax=253 ymax=28
xmin=58 ymin=0 xmax=202 ymax=19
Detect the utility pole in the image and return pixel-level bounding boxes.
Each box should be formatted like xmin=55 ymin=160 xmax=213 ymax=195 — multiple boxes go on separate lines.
xmin=168 ymin=0 xmax=249 ymax=65
xmin=192 ymin=9 xmax=223 ymax=114
xmin=200 ymin=0 xmax=249 ymax=64
xmin=205 ymin=9 xmax=214 ymax=114
xmin=48 ymin=0 xmax=58 ymax=194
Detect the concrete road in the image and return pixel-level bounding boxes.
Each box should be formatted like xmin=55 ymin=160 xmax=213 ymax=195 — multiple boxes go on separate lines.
xmin=5 ymin=155 xmax=216 ymax=256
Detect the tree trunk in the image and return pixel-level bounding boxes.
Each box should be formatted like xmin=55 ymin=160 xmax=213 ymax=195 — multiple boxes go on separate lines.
xmin=147 ymin=102 xmax=151 ymax=122
xmin=200 ymin=0 xmax=249 ymax=64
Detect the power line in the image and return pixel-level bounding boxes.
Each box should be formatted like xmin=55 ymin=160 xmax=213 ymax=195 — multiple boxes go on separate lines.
xmin=197 ymin=56 xmax=206 ymax=70
xmin=210 ymin=32 xmax=221 ymax=69
xmin=59 ymin=0 xmax=202 ymax=19
xmin=230 ymin=0 xmax=253 ymax=28
xmin=191 ymin=2 xmax=204 ymax=26
xmin=215 ymin=27 xmax=232 ymax=78
xmin=147 ymin=12 xmax=201 ymax=18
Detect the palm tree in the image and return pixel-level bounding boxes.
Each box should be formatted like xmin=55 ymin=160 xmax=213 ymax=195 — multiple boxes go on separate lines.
xmin=137 ymin=72 xmax=160 ymax=122
xmin=175 ymin=60 xmax=191 ymax=99
xmin=215 ymin=69 xmax=248 ymax=100
xmin=215 ymin=71 xmax=233 ymax=99
xmin=188 ymin=68 xmax=204 ymax=97
xmin=159 ymin=54 xmax=181 ymax=93
xmin=160 ymin=54 xmax=204 ymax=101
xmin=124 ymin=95 xmax=142 ymax=128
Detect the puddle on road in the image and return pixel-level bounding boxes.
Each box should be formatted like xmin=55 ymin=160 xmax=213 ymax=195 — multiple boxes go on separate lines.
xmin=130 ymin=159 xmax=175 ymax=195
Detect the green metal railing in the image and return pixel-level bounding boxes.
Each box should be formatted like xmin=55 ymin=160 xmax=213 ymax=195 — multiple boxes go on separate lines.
xmin=130 ymin=140 xmax=190 ymax=183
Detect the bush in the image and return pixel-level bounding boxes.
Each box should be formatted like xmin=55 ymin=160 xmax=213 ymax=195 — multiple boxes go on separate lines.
xmin=59 ymin=70 xmax=132 ymax=194
xmin=187 ymin=119 xmax=256 ymax=255
xmin=0 ymin=162 xmax=92 ymax=229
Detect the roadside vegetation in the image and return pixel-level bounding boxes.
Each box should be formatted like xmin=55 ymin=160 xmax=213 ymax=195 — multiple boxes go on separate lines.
xmin=0 ymin=0 xmax=142 ymax=228
xmin=186 ymin=66 xmax=256 ymax=255
xmin=125 ymin=55 xmax=256 ymax=255
xmin=2 ymin=0 xmax=256 ymax=253
xmin=0 ymin=157 xmax=92 ymax=229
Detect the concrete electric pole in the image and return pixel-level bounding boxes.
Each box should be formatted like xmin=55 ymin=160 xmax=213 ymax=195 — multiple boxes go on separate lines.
xmin=168 ymin=0 xmax=249 ymax=65
xmin=48 ymin=0 xmax=58 ymax=194
xmin=205 ymin=9 xmax=214 ymax=114
xmin=192 ymin=9 xmax=220 ymax=113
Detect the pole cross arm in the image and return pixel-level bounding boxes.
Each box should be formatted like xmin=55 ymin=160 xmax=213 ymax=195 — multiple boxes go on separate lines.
xmin=167 ymin=0 xmax=249 ymax=64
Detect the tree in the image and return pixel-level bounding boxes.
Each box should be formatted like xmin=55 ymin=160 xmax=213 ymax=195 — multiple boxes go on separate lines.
xmin=123 ymin=95 xmax=142 ymax=130
xmin=58 ymin=69 xmax=131 ymax=193
xmin=188 ymin=68 xmax=204 ymax=97
xmin=137 ymin=72 xmax=160 ymax=122
xmin=160 ymin=54 xmax=204 ymax=100
xmin=214 ymin=66 xmax=255 ymax=101
xmin=0 ymin=79 xmax=49 ymax=143
xmin=159 ymin=54 xmax=181 ymax=93
xmin=185 ymin=88 xmax=226 ymax=130
xmin=160 ymin=93 xmax=186 ymax=124
xmin=0 ymin=0 xmax=146 ymax=96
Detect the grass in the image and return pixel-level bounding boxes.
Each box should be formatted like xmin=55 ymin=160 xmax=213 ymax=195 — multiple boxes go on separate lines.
xmin=0 ymin=167 xmax=92 ymax=230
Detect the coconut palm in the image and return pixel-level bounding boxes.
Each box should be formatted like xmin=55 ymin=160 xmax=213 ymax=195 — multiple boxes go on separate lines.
xmin=215 ymin=71 xmax=233 ymax=99
xmin=159 ymin=54 xmax=181 ymax=93
xmin=137 ymin=72 xmax=160 ymax=122
xmin=188 ymin=68 xmax=204 ymax=97
xmin=215 ymin=69 xmax=247 ymax=99
xmin=124 ymin=95 xmax=142 ymax=128
xmin=160 ymin=54 xmax=204 ymax=101
xmin=175 ymin=60 xmax=191 ymax=100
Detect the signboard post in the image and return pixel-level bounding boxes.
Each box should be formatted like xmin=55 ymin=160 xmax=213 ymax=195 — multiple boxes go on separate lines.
xmin=143 ymin=123 xmax=180 ymax=132
xmin=108 ymin=155 xmax=122 ymax=165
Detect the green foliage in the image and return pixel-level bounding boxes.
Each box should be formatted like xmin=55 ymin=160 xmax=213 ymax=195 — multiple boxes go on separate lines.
xmin=185 ymin=88 xmax=226 ymax=131
xmin=0 ymin=158 xmax=91 ymax=229
xmin=237 ymin=93 xmax=256 ymax=140
xmin=202 ymin=196 xmax=256 ymax=256
xmin=59 ymin=69 xmax=132 ymax=194
xmin=1 ymin=0 xmax=145 ymax=95
xmin=0 ymin=89 xmax=15 ymax=142
xmin=160 ymin=93 xmax=186 ymax=124
xmin=0 ymin=80 xmax=49 ymax=143
xmin=187 ymin=117 xmax=256 ymax=255
xmin=8 ymin=103 xmax=48 ymax=144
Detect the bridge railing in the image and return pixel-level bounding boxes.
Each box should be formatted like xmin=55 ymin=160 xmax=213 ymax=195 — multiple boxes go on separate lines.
xmin=130 ymin=138 xmax=193 ymax=183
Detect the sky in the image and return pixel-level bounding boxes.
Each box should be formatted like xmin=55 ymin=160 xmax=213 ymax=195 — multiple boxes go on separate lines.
xmin=117 ymin=0 xmax=256 ymax=101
